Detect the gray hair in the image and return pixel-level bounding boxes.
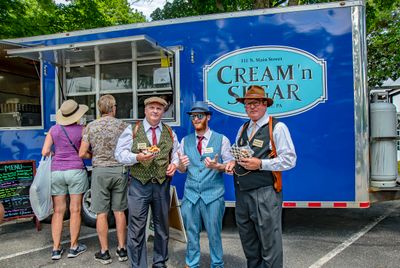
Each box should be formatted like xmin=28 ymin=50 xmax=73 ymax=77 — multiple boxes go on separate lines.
xmin=98 ymin=95 xmax=116 ymax=115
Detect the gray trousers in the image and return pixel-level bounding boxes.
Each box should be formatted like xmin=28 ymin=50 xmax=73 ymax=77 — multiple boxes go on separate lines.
xmin=127 ymin=177 xmax=170 ymax=268
xmin=235 ymin=185 xmax=283 ymax=268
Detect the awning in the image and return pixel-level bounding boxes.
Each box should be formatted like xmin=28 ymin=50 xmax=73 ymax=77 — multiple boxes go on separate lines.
xmin=6 ymin=35 xmax=173 ymax=66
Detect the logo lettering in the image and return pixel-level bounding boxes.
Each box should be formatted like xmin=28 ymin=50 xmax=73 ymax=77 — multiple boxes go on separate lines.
xmin=204 ymin=46 xmax=327 ymax=118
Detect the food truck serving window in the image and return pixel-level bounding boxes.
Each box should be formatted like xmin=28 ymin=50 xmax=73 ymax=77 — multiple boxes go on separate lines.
xmin=7 ymin=35 xmax=180 ymax=125
xmin=0 ymin=44 xmax=41 ymax=129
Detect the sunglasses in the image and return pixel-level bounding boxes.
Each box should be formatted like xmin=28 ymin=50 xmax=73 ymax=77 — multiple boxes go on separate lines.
xmin=189 ymin=113 xmax=206 ymax=120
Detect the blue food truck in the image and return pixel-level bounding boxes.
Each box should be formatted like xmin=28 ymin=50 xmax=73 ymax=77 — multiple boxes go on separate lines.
xmin=1 ymin=0 xmax=397 ymax=223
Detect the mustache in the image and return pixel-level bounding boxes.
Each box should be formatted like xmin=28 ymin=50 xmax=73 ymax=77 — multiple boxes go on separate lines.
xmin=194 ymin=120 xmax=207 ymax=129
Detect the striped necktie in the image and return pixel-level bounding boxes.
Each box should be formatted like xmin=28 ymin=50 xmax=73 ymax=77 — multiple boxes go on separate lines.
xmin=197 ymin=136 xmax=204 ymax=154
xmin=151 ymin=126 xmax=158 ymax=145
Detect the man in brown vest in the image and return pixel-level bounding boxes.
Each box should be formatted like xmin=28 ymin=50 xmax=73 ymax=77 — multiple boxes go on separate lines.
xmin=115 ymin=96 xmax=179 ymax=268
xmin=225 ymin=85 xmax=297 ymax=268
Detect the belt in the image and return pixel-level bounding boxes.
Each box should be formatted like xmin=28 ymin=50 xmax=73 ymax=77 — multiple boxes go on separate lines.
xmin=131 ymin=176 xmax=166 ymax=184
xmin=130 ymin=176 xmax=159 ymax=184
xmin=150 ymin=177 xmax=158 ymax=184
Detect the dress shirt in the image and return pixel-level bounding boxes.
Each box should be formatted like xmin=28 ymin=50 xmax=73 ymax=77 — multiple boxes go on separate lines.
xmin=179 ymin=128 xmax=234 ymax=164
xmin=235 ymin=112 xmax=297 ymax=171
xmin=114 ymin=118 xmax=180 ymax=166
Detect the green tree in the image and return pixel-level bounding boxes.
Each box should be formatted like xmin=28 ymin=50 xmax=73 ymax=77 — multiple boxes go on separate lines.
xmin=366 ymin=0 xmax=400 ymax=86
xmin=0 ymin=0 xmax=58 ymax=38
xmin=58 ymin=0 xmax=145 ymax=32
xmin=0 ymin=0 xmax=145 ymax=38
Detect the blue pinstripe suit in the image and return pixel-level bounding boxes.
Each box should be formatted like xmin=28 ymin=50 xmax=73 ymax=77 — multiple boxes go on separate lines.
xmin=181 ymin=131 xmax=225 ymax=268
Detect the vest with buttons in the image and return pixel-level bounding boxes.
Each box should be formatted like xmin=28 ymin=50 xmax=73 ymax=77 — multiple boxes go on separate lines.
xmin=184 ymin=132 xmax=224 ymax=205
xmin=234 ymin=119 xmax=277 ymax=191
xmin=130 ymin=123 xmax=173 ymax=184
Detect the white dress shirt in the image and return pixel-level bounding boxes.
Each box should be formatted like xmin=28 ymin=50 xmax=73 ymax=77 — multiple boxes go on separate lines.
xmin=235 ymin=112 xmax=297 ymax=171
xmin=178 ymin=128 xmax=234 ymax=163
xmin=114 ymin=118 xmax=180 ymax=166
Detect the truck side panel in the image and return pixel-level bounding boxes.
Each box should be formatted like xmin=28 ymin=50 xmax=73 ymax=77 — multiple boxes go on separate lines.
xmin=2 ymin=3 xmax=364 ymax=204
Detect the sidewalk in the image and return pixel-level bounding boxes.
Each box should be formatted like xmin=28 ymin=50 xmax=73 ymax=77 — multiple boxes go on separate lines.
xmin=0 ymin=208 xmax=245 ymax=267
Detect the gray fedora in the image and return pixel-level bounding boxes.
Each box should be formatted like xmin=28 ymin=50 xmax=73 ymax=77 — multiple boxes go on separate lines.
xmin=187 ymin=101 xmax=213 ymax=115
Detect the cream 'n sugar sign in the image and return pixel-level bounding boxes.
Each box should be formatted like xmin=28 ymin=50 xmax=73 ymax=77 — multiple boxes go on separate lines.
xmin=204 ymin=46 xmax=327 ymax=118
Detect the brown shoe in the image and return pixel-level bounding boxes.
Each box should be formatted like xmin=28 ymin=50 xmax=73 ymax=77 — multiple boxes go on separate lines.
xmin=184 ymin=265 xmax=189 ymax=268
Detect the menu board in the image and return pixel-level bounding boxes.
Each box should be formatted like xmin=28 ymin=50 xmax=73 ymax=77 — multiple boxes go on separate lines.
xmin=0 ymin=160 xmax=36 ymax=220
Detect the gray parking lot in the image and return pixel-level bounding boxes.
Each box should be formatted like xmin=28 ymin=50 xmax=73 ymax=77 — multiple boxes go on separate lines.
xmin=1 ymin=201 xmax=400 ymax=268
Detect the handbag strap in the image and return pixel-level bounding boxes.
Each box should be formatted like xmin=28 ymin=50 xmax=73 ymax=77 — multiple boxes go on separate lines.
xmin=60 ymin=125 xmax=79 ymax=152
xmin=269 ymin=116 xmax=277 ymax=158
xmin=60 ymin=125 xmax=87 ymax=170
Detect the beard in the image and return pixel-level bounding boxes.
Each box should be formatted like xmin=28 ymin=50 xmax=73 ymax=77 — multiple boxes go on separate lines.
xmin=194 ymin=119 xmax=207 ymax=132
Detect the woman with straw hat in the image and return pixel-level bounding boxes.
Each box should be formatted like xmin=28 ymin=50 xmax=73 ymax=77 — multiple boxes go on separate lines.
xmin=41 ymin=99 xmax=89 ymax=261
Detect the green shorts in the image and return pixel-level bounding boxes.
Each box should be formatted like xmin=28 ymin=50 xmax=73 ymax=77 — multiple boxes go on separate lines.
xmin=51 ymin=169 xmax=89 ymax=195
xmin=90 ymin=166 xmax=128 ymax=214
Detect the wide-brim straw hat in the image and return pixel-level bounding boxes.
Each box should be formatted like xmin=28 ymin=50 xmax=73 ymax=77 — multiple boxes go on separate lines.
xmin=236 ymin=85 xmax=274 ymax=107
xmin=56 ymin=99 xmax=89 ymax=126
xmin=144 ymin=96 xmax=168 ymax=107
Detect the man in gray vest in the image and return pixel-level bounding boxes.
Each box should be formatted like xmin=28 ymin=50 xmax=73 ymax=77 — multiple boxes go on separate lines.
xmin=115 ymin=96 xmax=179 ymax=268
xmin=177 ymin=101 xmax=233 ymax=268
xmin=225 ymin=85 xmax=297 ymax=268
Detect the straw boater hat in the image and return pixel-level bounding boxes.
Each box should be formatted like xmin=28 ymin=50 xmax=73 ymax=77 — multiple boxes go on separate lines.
xmin=236 ymin=85 xmax=274 ymax=107
xmin=56 ymin=99 xmax=89 ymax=126
xmin=144 ymin=96 xmax=168 ymax=108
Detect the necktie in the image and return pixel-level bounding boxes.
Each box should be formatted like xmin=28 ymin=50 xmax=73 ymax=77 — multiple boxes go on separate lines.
xmin=151 ymin=126 xmax=158 ymax=145
xmin=197 ymin=136 xmax=204 ymax=155
xmin=248 ymin=123 xmax=257 ymax=140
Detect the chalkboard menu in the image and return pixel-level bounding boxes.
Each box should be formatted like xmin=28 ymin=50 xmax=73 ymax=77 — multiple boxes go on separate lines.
xmin=0 ymin=160 xmax=36 ymax=220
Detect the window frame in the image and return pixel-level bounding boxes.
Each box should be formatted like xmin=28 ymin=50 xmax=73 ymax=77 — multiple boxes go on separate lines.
xmin=58 ymin=41 xmax=181 ymax=126
xmin=7 ymin=36 xmax=182 ymax=127
xmin=0 ymin=55 xmax=43 ymax=130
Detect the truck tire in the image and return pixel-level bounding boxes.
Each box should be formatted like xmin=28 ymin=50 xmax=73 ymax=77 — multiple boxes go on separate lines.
xmin=81 ymin=188 xmax=115 ymax=228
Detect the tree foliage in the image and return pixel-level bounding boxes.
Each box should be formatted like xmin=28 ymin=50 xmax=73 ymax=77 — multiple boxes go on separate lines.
xmin=0 ymin=0 xmax=145 ymax=39
xmin=366 ymin=0 xmax=400 ymax=86
xmin=0 ymin=0 xmax=59 ymax=38
xmin=150 ymin=0 xmax=400 ymax=86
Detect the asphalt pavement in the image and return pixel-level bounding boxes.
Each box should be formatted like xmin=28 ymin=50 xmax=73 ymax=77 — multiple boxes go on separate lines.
xmin=1 ymin=202 xmax=400 ymax=267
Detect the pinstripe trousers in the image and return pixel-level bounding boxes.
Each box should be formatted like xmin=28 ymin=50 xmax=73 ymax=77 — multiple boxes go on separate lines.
xmin=181 ymin=196 xmax=225 ymax=268
xmin=235 ymin=185 xmax=283 ymax=268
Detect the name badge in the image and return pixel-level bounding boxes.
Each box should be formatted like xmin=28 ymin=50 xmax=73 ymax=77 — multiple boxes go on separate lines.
xmin=252 ymin=139 xmax=264 ymax=148
xmin=137 ymin=143 xmax=147 ymax=150
xmin=204 ymin=147 xmax=214 ymax=153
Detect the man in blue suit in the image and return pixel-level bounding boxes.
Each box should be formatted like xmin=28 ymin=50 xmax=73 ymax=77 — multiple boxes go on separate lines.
xmin=177 ymin=101 xmax=234 ymax=268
